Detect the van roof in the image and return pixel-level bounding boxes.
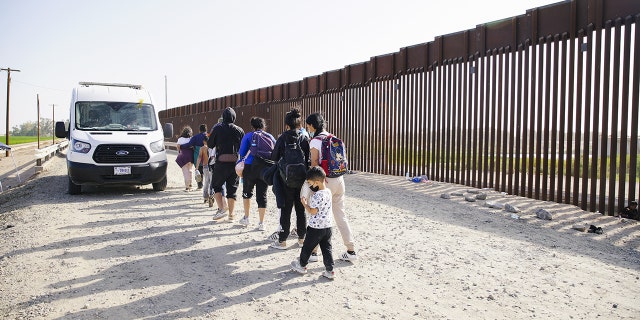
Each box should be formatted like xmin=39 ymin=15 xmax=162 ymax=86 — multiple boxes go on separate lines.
xmin=74 ymin=82 xmax=153 ymax=104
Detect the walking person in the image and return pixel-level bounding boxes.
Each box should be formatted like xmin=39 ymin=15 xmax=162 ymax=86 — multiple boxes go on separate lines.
xmin=290 ymin=166 xmax=335 ymax=279
xmin=305 ymin=112 xmax=358 ymax=261
xmin=195 ymin=136 xmax=212 ymax=203
xmin=237 ymin=117 xmax=276 ymax=231
xmin=208 ymin=107 xmax=245 ymax=221
xmin=269 ymin=107 xmax=310 ymax=250
xmin=194 ymin=124 xmax=208 ymax=189
xmin=176 ymin=126 xmax=195 ymax=191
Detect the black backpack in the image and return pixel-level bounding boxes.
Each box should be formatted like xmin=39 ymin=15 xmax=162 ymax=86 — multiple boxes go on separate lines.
xmin=277 ymin=134 xmax=307 ymax=188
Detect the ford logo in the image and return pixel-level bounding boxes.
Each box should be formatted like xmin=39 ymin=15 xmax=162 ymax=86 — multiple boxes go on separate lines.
xmin=116 ymin=150 xmax=129 ymax=156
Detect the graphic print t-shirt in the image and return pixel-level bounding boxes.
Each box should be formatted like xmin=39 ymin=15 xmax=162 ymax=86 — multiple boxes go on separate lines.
xmin=307 ymin=189 xmax=333 ymax=229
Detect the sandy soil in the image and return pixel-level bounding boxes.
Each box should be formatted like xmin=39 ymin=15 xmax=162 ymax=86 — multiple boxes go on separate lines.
xmin=0 ymin=150 xmax=639 ymax=319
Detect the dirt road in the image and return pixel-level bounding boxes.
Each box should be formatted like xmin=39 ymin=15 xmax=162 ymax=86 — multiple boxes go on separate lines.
xmin=1 ymin=148 xmax=639 ymax=319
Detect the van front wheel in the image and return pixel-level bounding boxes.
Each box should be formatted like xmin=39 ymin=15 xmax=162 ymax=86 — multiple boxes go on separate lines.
xmin=152 ymin=176 xmax=167 ymax=191
xmin=68 ymin=177 xmax=81 ymax=195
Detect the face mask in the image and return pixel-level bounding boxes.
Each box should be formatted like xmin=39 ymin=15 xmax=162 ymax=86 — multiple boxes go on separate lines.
xmin=309 ymin=185 xmax=319 ymax=192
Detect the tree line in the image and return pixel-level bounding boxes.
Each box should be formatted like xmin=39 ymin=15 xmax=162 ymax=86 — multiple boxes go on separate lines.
xmin=11 ymin=118 xmax=54 ymax=136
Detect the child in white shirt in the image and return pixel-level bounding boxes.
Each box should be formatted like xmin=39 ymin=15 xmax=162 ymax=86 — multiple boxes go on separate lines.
xmin=290 ymin=166 xmax=335 ymax=279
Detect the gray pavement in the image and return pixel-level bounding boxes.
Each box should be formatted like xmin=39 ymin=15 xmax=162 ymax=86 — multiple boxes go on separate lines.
xmin=0 ymin=141 xmax=61 ymax=192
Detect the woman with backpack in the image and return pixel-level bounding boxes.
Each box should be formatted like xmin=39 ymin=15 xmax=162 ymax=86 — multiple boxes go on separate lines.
xmin=268 ymin=107 xmax=310 ymax=250
xmin=236 ymin=117 xmax=276 ymax=231
xmin=305 ymin=113 xmax=358 ymax=262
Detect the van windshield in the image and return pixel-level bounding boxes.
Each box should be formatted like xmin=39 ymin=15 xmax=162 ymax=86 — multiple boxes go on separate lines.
xmin=75 ymin=102 xmax=158 ymax=131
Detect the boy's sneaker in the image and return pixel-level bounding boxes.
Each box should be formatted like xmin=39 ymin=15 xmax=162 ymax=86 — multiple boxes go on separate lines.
xmin=339 ymin=252 xmax=358 ymax=262
xmin=226 ymin=214 xmax=235 ymax=223
xmin=322 ymin=270 xmax=335 ymax=280
xmin=239 ymin=216 xmax=249 ymax=227
xmin=290 ymin=228 xmax=298 ymax=238
xmin=257 ymin=222 xmax=265 ymax=231
xmin=212 ymin=208 xmax=227 ymax=220
xmin=269 ymin=240 xmax=287 ymax=250
xmin=308 ymin=252 xmax=319 ymax=262
xmin=297 ymin=239 xmax=305 ymax=247
xmin=290 ymin=260 xmax=307 ymax=274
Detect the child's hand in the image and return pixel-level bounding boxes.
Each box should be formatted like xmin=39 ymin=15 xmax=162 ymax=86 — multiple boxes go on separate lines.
xmin=300 ymin=197 xmax=307 ymax=206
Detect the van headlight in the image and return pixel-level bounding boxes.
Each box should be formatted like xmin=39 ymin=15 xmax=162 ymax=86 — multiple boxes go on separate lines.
xmin=150 ymin=139 xmax=165 ymax=153
xmin=72 ymin=139 xmax=91 ymax=153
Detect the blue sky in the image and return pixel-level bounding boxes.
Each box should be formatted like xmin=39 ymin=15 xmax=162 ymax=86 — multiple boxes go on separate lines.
xmin=0 ymin=0 xmax=559 ymax=134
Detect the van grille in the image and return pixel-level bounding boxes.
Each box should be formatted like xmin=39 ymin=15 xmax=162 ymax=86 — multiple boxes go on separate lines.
xmin=93 ymin=144 xmax=149 ymax=164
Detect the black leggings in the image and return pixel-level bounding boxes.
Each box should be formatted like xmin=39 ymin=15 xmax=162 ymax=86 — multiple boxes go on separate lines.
xmin=242 ymin=163 xmax=268 ymax=208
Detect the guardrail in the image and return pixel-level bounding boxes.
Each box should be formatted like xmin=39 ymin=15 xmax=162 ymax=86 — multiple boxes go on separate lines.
xmin=35 ymin=140 xmax=69 ymax=172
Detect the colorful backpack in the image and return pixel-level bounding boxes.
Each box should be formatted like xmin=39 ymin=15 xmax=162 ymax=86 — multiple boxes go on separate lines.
xmin=315 ymin=134 xmax=348 ymax=178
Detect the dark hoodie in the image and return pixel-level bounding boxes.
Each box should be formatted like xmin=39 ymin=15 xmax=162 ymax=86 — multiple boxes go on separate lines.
xmin=207 ymin=107 xmax=244 ymax=155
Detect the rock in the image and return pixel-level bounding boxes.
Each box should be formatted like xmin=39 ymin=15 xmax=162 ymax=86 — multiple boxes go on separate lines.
xmin=451 ymin=191 xmax=464 ymax=196
xmin=572 ymin=224 xmax=587 ymax=232
xmin=485 ymin=201 xmax=505 ymax=209
xmin=465 ymin=196 xmax=476 ymax=202
xmin=535 ymin=209 xmax=553 ymax=220
xmin=505 ymin=204 xmax=520 ymax=213
xmin=440 ymin=193 xmax=451 ymax=199
xmin=467 ymin=189 xmax=480 ymax=194
xmin=475 ymin=193 xmax=487 ymax=200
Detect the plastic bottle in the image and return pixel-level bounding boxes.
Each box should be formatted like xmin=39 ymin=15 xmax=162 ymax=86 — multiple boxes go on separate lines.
xmin=405 ymin=172 xmax=411 ymax=180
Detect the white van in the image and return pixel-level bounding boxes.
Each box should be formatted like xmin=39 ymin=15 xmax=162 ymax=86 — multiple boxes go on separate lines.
xmin=55 ymin=82 xmax=173 ymax=194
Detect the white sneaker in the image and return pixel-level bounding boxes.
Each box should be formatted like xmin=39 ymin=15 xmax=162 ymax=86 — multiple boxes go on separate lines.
xmin=212 ymin=208 xmax=227 ymax=220
xmin=339 ymin=251 xmax=358 ymax=262
xmin=290 ymin=260 xmax=307 ymax=274
xmin=257 ymin=222 xmax=265 ymax=231
xmin=308 ymin=252 xmax=319 ymax=262
xmin=269 ymin=240 xmax=287 ymax=250
xmin=322 ymin=270 xmax=335 ymax=280
xmin=239 ymin=216 xmax=249 ymax=227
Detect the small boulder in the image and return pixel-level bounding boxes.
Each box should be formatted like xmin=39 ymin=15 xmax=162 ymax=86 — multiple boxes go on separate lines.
xmin=475 ymin=192 xmax=487 ymax=200
xmin=465 ymin=196 xmax=477 ymax=202
xmin=485 ymin=201 xmax=505 ymax=209
xmin=451 ymin=191 xmax=464 ymax=196
xmin=505 ymin=204 xmax=521 ymax=213
xmin=441 ymin=193 xmax=451 ymax=199
xmin=535 ymin=209 xmax=553 ymax=220
xmin=467 ymin=189 xmax=480 ymax=194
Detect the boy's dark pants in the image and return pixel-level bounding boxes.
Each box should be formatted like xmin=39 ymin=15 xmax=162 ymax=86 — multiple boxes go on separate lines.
xmin=299 ymin=227 xmax=334 ymax=272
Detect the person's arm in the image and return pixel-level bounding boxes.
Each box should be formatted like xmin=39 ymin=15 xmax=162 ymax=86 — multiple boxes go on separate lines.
xmin=238 ymin=133 xmax=251 ymax=161
xmin=271 ymin=135 xmax=284 ymax=162
xmin=195 ymin=147 xmax=206 ymax=168
xmin=301 ymin=196 xmax=318 ymax=215
xmin=307 ymin=137 xmax=320 ymax=166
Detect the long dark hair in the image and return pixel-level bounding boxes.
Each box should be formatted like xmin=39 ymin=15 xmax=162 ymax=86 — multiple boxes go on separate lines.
xmin=305 ymin=112 xmax=325 ymax=137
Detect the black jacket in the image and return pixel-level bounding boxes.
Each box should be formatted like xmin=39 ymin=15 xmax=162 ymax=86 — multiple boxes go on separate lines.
xmin=207 ymin=107 xmax=244 ymax=157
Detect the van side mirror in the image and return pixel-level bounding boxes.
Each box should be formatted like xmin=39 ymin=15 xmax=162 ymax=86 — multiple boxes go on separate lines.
xmin=55 ymin=121 xmax=69 ymax=139
xmin=163 ymin=123 xmax=173 ymax=139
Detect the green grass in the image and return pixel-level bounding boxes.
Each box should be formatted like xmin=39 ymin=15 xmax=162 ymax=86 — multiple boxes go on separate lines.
xmin=0 ymin=136 xmax=53 ymax=145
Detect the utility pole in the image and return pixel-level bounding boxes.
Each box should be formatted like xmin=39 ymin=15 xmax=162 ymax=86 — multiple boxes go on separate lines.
xmin=37 ymin=94 xmax=40 ymax=149
xmin=49 ymin=104 xmax=55 ymax=145
xmin=1 ymin=67 xmax=21 ymax=157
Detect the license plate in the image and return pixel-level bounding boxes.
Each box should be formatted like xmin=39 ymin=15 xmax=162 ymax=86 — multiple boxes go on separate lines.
xmin=114 ymin=166 xmax=131 ymax=175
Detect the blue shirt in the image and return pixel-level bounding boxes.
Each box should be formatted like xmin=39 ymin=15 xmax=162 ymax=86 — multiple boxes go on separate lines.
xmin=238 ymin=130 xmax=276 ymax=165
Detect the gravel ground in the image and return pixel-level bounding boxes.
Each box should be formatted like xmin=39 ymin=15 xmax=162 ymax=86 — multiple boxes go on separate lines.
xmin=1 ymin=148 xmax=639 ymax=320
